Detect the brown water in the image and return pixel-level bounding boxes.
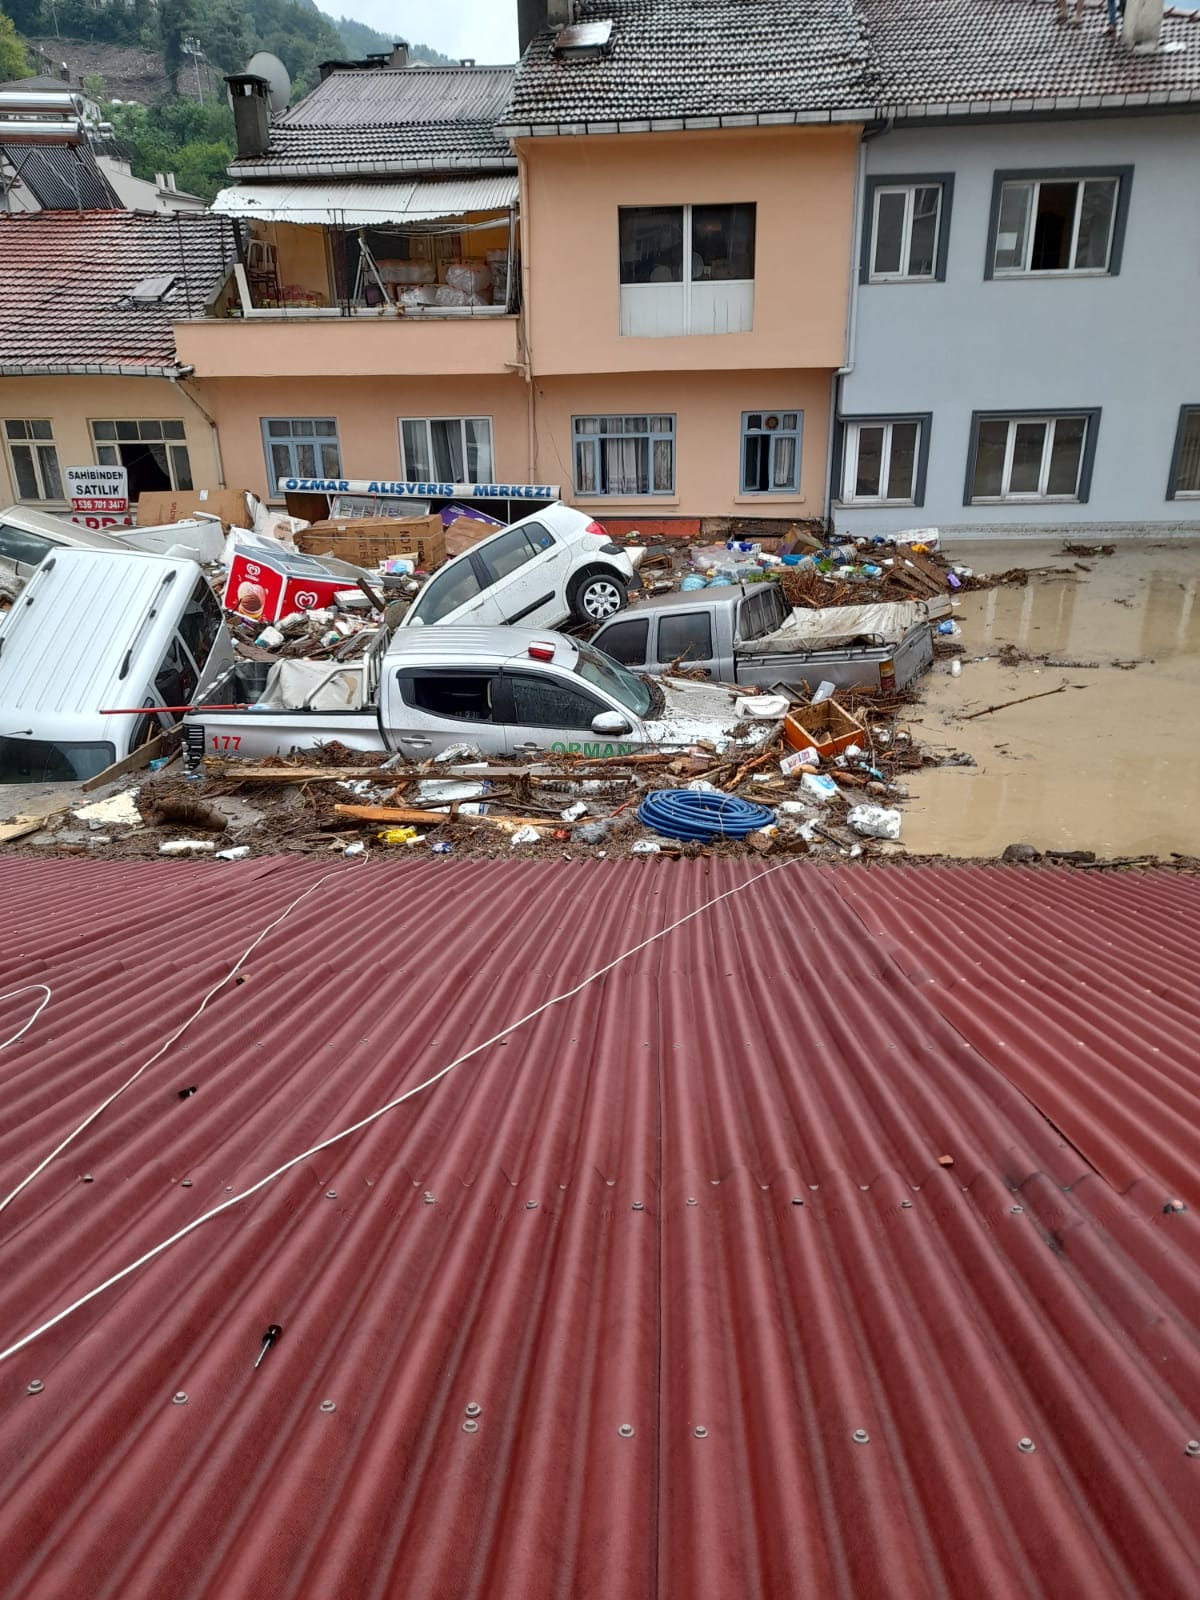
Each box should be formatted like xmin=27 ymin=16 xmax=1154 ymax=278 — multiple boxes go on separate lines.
xmin=903 ymin=541 xmax=1200 ymax=859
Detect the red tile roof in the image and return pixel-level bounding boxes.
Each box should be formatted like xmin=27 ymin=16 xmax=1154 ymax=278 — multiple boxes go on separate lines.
xmin=0 ymin=210 xmax=239 ymax=377
xmin=0 ymin=858 xmax=1197 ymax=1597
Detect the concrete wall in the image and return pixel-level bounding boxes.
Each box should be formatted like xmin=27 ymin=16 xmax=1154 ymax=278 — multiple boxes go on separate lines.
xmin=837 ymin=114 xmax=1200 ymax=536
xmin=0 ymin=375 xmax=221 ymax=510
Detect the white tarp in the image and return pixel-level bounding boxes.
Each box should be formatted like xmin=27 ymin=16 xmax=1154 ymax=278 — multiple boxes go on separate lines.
xmin=740 ymin=600 xmax=935 ymax=655
xmin=212 ymin=175 xmax=519 ymax=227
xmin=259 ymin=659 xmax=365 ymax=711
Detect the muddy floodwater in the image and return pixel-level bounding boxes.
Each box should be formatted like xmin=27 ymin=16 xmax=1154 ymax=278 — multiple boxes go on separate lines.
xmin=904 ymin=540 xmax=1200 ymax=859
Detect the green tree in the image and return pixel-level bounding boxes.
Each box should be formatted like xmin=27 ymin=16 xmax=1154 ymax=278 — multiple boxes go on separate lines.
xmin=82 ymin=70 xmax=106 ymax=100
xmin=160 ymin=0 xmax=199 ymax=92
xmin=0 ymin=11 xmax=31 ymax=80
xmin=1 ymin=0 xmax=44 ymax=39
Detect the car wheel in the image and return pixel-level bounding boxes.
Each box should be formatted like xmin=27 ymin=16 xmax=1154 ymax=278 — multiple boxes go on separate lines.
xmin=573 ymin=572 xmax=627 ymax=622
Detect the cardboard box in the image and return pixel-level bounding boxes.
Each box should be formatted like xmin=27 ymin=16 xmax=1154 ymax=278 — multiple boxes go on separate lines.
xmin=136 ymin=488 xmax=252 ymax=532
xmin=443 ymin=515 xmax=497 ymax=558
xmin=296 ymin=513 xmax=446 ymax=571
xmin=224 ymin=542 xmax=362 ymax=623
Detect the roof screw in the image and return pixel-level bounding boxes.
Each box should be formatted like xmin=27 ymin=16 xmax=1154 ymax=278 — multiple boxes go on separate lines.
xmin=462 ymin=1418 xmax=479 ymax=1433
xmin=526 ymin=1199 xmax=538 ymax=1209
xmin=1185 ymin=1440 xmax=1200 ymax=1458
xmin=464 ymin=1402 xmax=482 ymax=1418
xmin=81 ymin=1175 xmax=93 ymax=1183
xmin=1164 ymin=1199 xmax=1187 ymax=1214
xmin=852 ymin=1429 xmax=870 ymax=1444
xmin=26 ymin=1379 xmax=43 ymax=1395
xmin=617 ymin=1423 xmax=635 ymax=1438
xmin=686 ymin=1197 xmax=697 ymax=1206
xmin=632 ymin=1201 xmax=644 ymax=1211
xmin=180 ymin=1179 xmax=193 ymax=1188
xmin=325 ymin=1190 xmax=337 ymax=1199
xmin=900 ymin=1200 xmax=912 ymax=1209
xmin=791 ymin=1197 xmax=804 ymax=1206
xmin=172 ymin=1391 xmax=188 ymax=1405
xmin=1018 ymin=1437 xmax=1036 ymax=1453
xmin=693 ymin=1425 xmax=708 ymax=1439
xmin=423 ymin=1192 xmax=436 ymax=1204
xmin=1011 ymin=1205 xmax=1024 ymax=1214
xmin=319 ymin=1400 xmax=336 ymax=1413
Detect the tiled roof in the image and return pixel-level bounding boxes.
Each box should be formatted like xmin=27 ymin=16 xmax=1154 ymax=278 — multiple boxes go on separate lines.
xmin=0 ymin=858 xmax=1198 ymax=1597
xmin=0 ymin=141 xmax=119 ymax=211
xmin=503 ymin=0 xmax=1200 ymax=131
xmin=0 ymin=210 xmax=240 ymax=376
xmin=229 ymin=65 xmax=516 ymax=178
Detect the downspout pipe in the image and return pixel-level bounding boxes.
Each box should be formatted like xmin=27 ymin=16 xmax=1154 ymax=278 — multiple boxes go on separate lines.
xmin=171 ymin=372 xmax=226 ymax=490
xmin=824 ymin=118 xmax=891 ymax=529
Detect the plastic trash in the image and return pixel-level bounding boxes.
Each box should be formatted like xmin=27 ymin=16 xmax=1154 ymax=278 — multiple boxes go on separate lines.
xmin=801 ymin=773 xmax=839 ymax=802
xmin=561 ymin=800 xmax=589 ymax=822
xmin=377 ymin=827 xmax=421 ymax=845
xmin=811 ymin=681 xmax=836 ymax=705
xmin=781 ymin=749 xmax=820 ymax=775
xmin=255 ymin=625 xmax=285 ymax=651
xmin=430 ymin=840 xmax=453 ymax=853
xmin=343 ymin=841 xmax=367 ymax=857
xmin=435 ymin=743 xmax=483 ymax=762
xmin=951 ymin=658 xmax=962 ymax=678
xmin=159 ymin=839 xmax=216 ymax=855
xmin=215 ymin=845 xmax=251 ymax=860
xmin=576 ymin=819 xmax=612 ymax=844
xmin=947 ymin=571 xmax=962 ymax=590
xmin=846 ymin=804 xmax=902 ymax=840
xmin=735 ymin=694 xmax=790 ymax=719
xmin=148 ymin=757 xmax=170 ymax=771
xmin=418 ymin=779 xmax=487 ymax=803
xmin=510 ymin=826 xmax=541 ymax=846
xmin=631 ymin=840 xmax=662 ymax=854
xmin=680 ymin=573 xmax=708 ymax=591
xmin=685 ymin=778 xmax=721 ymax=793
xmin=937 ymin=620 xmax=961 ymax=636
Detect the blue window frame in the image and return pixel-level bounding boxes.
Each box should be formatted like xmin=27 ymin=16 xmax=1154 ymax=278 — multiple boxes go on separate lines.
xmin=572 ymin=414 xmax=675 ymax=497
xmin=740 ymin=410 xmax=802 ymax=494
xmin=262 ymin=417 xmax=342 ymax=494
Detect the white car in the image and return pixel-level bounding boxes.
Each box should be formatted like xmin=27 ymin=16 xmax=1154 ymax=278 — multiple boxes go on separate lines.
xmin=401 ymin=502 xmax=635 ymax=630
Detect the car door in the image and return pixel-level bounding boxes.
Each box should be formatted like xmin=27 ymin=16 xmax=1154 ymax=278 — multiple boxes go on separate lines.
xmin=496 ymin=669 xmax=640 ymax=759
xmin=653 ymin=608 xmax=718 ymax=677
xmin=389 ymin=665 xmax=505 ymax=758
xmin=590 ymin=614 xmax=650 ymax=669
xmin=470 ymin=521 xmax=571 ymax=627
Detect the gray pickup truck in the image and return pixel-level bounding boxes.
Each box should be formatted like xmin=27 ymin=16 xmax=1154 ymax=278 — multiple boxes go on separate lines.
xmin=590 ymin=583 xmax=934 ymax=693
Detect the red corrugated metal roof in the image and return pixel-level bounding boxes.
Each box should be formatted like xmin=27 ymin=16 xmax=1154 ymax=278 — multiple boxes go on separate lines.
xmin=0 ymin=858 xmax=1197 ymax=1598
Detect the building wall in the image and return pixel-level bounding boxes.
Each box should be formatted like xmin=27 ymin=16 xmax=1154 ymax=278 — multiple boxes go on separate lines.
xmin=838 ymin=114 xmax=1200 ymax=535
xmin=0 ymin=374 xmax=221 ymax=510
xmin=520 ymin=127 xmax=859 ymax=376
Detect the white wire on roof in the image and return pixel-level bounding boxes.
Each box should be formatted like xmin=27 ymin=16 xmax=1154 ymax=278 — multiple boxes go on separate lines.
xmin=0 ymin=857 xmax=797 ymax=1366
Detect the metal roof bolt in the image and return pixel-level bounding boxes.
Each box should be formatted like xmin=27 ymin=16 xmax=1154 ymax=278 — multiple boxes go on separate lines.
xmin=1164 ymin=1199 xmax=1187 ymax=1214
xmin=900 ymin=1200 xmax=913 ymax=1209
xmin=1011 ymin=1205 xmax=1025 ymax=1214
xmin=423 ymin=1192 xmax=436 ymax=1204
xmin=526 ymin=1199 xmax=538 ymax=1209
xmin=172 ymin=1392 xmax=188 ymax=1405
xmin=694 ymin=1425 xmax=708 ymax=1439
xmin=319 ymin=1400 xmax=336 ymax=1413
xmin=791 ymin=1197 xmax=804 ymax=1206
xmin=852 ymin=1429 xmax=870 ymax=1445
xmin=462 ymin=1419 xmax=479 ymax=1433
xmin=686 ymin=1197 xmax=697 ymax=1206
xmin=464 ymin=1402 xmax=482 ymax=1418
xmin=632 ymin=1201 xmax=645 ymax=1211
xmin=81 ymin=1175 xmax=93 ymax=1183
xmin=1185 ymin=1440 xmax=1200 ymax=1458
xmin=618 ymin=1424 xmax=635 ymax=1438
xmin=180 ymin=1179 xmax=193 ymax=1188
xmin=325 ymin=1190 xmax=337 ymax=1199
xmin=26 ymin=1380 xmax=43 ymax=1395
xmin=1018 ymin=1437 xmax=1036 ymax=1453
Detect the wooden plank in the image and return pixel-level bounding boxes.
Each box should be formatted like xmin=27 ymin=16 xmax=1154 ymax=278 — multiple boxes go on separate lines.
xmin=0 ymin=817 xmax=49 ymax=843
xmin=82 ymin=726 xmax=181 ymax=792
xmin=333 ymin=803 xmax=549 ymax=829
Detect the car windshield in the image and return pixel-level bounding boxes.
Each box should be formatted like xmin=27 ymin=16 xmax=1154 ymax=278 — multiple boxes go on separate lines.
xmin=574 ymin=641 xmax=653 ymax=717
xmin=0 ymin=736 xmax=115 ymax=783
xmin=407 ymin=558 xmax=483 ymax=626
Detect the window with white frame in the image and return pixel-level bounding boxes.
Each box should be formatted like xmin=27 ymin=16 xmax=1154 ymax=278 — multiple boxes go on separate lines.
xmin=618 ymin=204 xmax=755 ymax=336
xmin=867 ymin=183 xmax=946 ymax=281
xmin=741 ymin=411 xmax=802 ymax=494
xmin=261 ymin=418 xmax=341 ymax=494
xmin=989 ymin=172 xmax=1129 ymax=276
xmin=399 ymin=417 xmax=494 ymax=482
xmin=92 ymin=419 xmax=192 ymax=495
xmin=4 ymin=420 xmax=63 ymax=501
xmin=968 ymin=413 xmax=1097 ymax=503
xmin=1168 ymin=407 xmax=1200 ymax=499
xmin=841 ymin=418 xmax=925 ymax=505
xmin=573 ymin=415 xmax=675 ymax=497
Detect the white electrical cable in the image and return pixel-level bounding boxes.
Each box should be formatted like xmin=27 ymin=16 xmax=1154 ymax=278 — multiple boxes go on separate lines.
xmin=0 ymin=858 xmax=368 ymax=1222
xmin=0 ymin=857 xmax=795 ymax=1366
xmin=0 ymin=986 xmax=52 ymax=1051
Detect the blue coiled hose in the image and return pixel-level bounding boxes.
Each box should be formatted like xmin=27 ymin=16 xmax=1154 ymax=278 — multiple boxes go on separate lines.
xmin=636 ymin=789 xmax=774 ymax=843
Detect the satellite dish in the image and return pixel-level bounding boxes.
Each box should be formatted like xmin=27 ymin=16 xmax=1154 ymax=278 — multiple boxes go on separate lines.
xmin=245 ymin=51 xmax=291 ymax=114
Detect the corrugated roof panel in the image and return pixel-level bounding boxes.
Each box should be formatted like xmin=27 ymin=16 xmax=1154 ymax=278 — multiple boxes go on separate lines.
xmin=282 ymin=65 xmax=516 ymax=128
xmin=0 ymin=859 xmax=1198 ymax=1597
xmin=212 ymin=175 xmax=518 ymax=225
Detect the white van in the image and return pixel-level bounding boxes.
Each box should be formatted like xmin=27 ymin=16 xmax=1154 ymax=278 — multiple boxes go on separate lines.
xmin=0 ymin=503 xmax=224 ymax=584
xmin=0 ymin=548 xmax=233 ymax=784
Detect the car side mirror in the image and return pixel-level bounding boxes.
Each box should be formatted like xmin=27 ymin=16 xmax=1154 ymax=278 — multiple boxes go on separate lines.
xmin=592 ymin=710 xmax=631 ymax=736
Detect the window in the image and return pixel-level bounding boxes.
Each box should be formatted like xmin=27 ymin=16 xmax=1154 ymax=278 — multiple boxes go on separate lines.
xmin=619 ymin=204 xmax=755 ymax=336
xmin=0 ymin=519 xmax=55 ymax=569
xmin=839 ymin=417 xmax=930 ymax=506
xmin=573 ymin=415 xmax=675 ymax=498
xmin=1168 ymin=408 xmax=1200 ymax=499
xmin=966 ymin=412 xmax=1099 ymax=503
xmin=399 ymin=417 xmax=494 ymax=482
xmin=179 ymin=578 xmax=223 ymax=673
xmin=4 ymin=421 xmax=63 ymax=501
xmin=987 ymin=169 xmax=1131 ymax=277
xmin=92 ymin=419 xmax=192 ymax=497
xmin=477 ymin=525 xmax=544 ymax=583
xmin=741 ymin=412 xmax=802 ymax=494
xmin=656 ymin=612 xmax=713 ymax=665
xmin=507 ymin=674 xmax=605 ymax=729
xmin=573 ymin=641 xmax=653 ymax=718
xmin=399 ymin=671 xmax=495 ymax=720
xmin=261 ymin=419 xmax=341 ymax=495
xmin=594 ymin=616 xmax=648 ymax=667
xmin=406 ymin=559 xmax=484 ymax=624
xmin=862 ymin=178 xmax=953 ymax=283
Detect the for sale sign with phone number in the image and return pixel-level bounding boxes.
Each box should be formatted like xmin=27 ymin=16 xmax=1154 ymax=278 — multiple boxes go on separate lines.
xmin=66 ymin=464 xmax=132 ymax=528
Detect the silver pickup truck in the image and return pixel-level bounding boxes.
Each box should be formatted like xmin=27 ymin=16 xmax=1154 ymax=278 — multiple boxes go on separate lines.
xmin=183 ymin=625 xmax=773 ymax=766
xmin=590 ymin=583 xmax=935 ymax=694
